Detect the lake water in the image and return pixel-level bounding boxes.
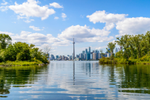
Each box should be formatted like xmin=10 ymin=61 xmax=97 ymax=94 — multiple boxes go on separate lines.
xmin=0 ymin=61 xmax=150 ymax=100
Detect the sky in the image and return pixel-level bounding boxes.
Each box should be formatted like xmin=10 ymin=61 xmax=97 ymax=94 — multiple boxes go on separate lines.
xmin=1 ymin=0 xmax=150 ymax=56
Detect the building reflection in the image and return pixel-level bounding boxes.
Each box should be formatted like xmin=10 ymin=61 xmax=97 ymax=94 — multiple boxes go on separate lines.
xmin=73 ymin=61 xmax=75 ymax=85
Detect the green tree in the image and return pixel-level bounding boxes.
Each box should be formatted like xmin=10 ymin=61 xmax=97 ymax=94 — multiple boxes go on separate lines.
xmin=5 ymin=42 xmax=31 ymax=61
xmin=100 ymin=49 xmax=104 ymax=58
xmin=0 ymin=34 xmax=12 ymax=49
xmin=145 ymin=31 xmax=150 ymax=55
xmin=106 ymin=42 xmax=116 ymax=60
xmin=0 ymin=33 xmax=48 ymax=63
xmin=4 ymin=44 xmax=16 ymax=61
xmin=132 ymin=34 xmax=142 ymax=58
xmin=116 ymin=35 xmax=131 ymax=60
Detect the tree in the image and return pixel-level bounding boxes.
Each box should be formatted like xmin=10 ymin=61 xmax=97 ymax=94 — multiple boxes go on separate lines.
xmin=106 ymin=42 xmax=116 ymax=60
xmin=132 ymin=34 xmax=142 ymax=58
xmin=0 ymin=34 xmax=12 ymax=49
xmin=116 ymin=35 xmax=131 ymax=60
xmin=4 ymin=44 xmax=16 ymax=61
xmin=145 ymin=31 xmax=150 ymax=55
xmin=100 ymin=49 xmax=105 ymax=58
xmin=5 ymin=42 xmax=31 ymax=61
xmin=43 ymin=45 xmax=51 ymax=58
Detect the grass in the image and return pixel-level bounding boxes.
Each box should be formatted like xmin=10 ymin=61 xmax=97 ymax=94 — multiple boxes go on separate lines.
xmin=0 ymin=60 xmax=44 ymax=67
xmin=99 ymin=57 xmax=150 ymax=65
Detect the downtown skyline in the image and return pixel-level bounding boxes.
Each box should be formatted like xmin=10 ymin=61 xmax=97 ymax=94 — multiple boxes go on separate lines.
xmin=50 ymin=46 xmax=120 ymax=61
xmin=1 ymin=0 xmax=150 ymax=56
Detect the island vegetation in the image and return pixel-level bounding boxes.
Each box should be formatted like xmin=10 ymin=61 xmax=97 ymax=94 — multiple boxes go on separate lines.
xmin=0 ymin=33 xmax=49 ymax=66
xmin=99 ymin=31 xmax=150 ymax=65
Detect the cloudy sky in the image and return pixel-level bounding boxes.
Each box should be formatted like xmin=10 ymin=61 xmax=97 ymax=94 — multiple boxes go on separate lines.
xmin=0 ymin=0 xmax=150 ymax=56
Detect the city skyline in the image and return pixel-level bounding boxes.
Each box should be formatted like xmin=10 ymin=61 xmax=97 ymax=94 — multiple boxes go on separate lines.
xmin=1 ymin=0 xmax=150 ymax=55
xmin=50 ymin=46 xmax=120 ymax=60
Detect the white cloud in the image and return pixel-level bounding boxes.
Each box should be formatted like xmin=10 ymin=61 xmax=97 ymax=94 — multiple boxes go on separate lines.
xmin=104 ymin=23 xmax=115 ymax=31
xmin=0 ymin=30 xmax=68 ymax=47
xmin=95 ymin=46 xmax=107 ymax=50
xmin=0 ymin=0 xmax=8 ymax=11
xmin=49 ymin=2 xmax=63 ymax=8
xmin=87 ymin=10 xmax=127 ymax=24
xmin=87 ymin=10 xmax=128 ymax=31
xmin=0 ymin=6 xmax=8 ymax=11
xmin=116 ymin=17 xmax=150 ymax=37
xmin=54 ymin=16 xmax=59 ymax=19
xmin=24 ymin=18 xmax=34 ymax=23
xmin=1 ymin=0 xmax=8 ymax=5
xmin=87 ymin=10 xmax=150 ymax=37
xmin=11 ymin=31 xmax=58 ymax=46
xmin=29 ymin=26 xmax=42 ymax=31
xmin=0 ymin=25 xmax=113 ymax=48
xmin=62 ymin=13 xmax=67 ymax=20
xmin=9 ymin=0 xmax=55 ymax=22
xmin=58 ymin=25 xmax=113 ymax=43
xmin=0 ymin=31 xmax=14 ymax=36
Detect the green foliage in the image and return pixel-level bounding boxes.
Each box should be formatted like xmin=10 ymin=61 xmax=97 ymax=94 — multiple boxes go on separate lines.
xmin=99 ymin=57 xmax=117 ymax=64
xmin=115 ymin=51 xmax=123 ymax=58
xmin=114 ymin=31 xmax=150 ymax=63
xmin=0 ymin=49 xmax=5 ymax=62
xmin=4 ymin=44 xmax=16 ymax=61
xmin=0 ymin=33 xmax=49 ymax=64
xmin=0 ymin=34 xmax=12 ymax=49
xmin=106 ymin=42 xmax=116 ymax=60
xmin=140 ymin=55 xmax=150 ymax=61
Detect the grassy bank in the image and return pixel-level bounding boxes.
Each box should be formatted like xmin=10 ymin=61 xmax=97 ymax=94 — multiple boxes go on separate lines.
xmin=0 ymin=60 xmax=48 ymax=67
xmin=99 ymin=56 xmax=150 ymax=65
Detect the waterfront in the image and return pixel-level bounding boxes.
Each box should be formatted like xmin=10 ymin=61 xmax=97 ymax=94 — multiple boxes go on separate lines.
xmin=0 ymin=61 xmax=150 ymax=99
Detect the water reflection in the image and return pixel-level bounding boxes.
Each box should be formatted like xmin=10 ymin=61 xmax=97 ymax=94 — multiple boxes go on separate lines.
xmin=0 ymin=62 xmax=150 ymax=99
xmin=73 ymin=61 xmax=75 ymax=85
xmin=0 ymin=65 xmax=48 ymax=98
xmin=116 ymin=64 xmax=150 ymax=94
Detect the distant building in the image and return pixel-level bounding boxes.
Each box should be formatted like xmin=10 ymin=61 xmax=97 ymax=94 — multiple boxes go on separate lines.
xmin=93 ymin=52 xmax=96 ymax=60
xmin=85 ymin=49 xmax=88 ymax=53
xmin=56 ymin=55 xmax=59 ymax=60
xmin=50 ymin=54 xmax=55 ymax=60
xmin=98 ymin=53 xmax=101 ymax=59
xmin=86 ymin=52 xmax=89 ymax=60
xmin=50 ymin=46 xmax=113 ymax=61
xmin=69 ymin=56 xmax=72 ymax=60
xmin=90 ymin=52 xmax=93 ymax=60
xmin=107 ymin=53 xmax=110 ymax=57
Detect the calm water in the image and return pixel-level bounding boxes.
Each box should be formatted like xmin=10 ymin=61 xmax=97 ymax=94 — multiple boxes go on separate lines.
xmin=0 ymin=61 xmax=150 ymax=100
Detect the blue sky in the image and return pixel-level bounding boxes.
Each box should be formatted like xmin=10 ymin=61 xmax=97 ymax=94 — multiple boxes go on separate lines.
xmin=1 ymin=0 xmax=150 ymax=56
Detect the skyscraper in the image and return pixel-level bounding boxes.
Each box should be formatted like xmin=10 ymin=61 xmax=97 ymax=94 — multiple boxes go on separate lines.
xmin=85 ymin=49 xmax=88 ymax=53
xmin=89 ymin=47 xmax=91 ymax=54
xmin=89 ymin=47 xmax=91 ymax=60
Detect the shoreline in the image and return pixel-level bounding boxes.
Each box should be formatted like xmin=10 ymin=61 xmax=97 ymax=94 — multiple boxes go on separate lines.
xmin=0 ymin=61 xmax=49 ymax=67
xmin=99 ymin=57 xmax=150 ymax=65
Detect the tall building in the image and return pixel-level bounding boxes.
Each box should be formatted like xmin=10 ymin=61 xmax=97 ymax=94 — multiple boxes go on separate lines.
xmin=50 ymin=54 xmax=55 ymax=60
xmin=95 ymin=50 xmax=99 ymax=60
xmin=85 ymin=49 xmax=88 ymax=53
xmin=59 ymin=55 xmax=62 ymax=60
xmin=93 ymin=52 xmax=96 ymax=60
xmin=98 ymin=53 xmax=101 ymax=59
xmin=86 ymin=52 xmax=89 ymax=60
xmin=56 ymin=55 xmax=59 ymax=60
xmin=89 ymin=47 xmax=91 ymax=53
xmin=90 ymin=52 xmax=93 ymax=60
xmin=84 ymin=53 xmax=86 ymax=60
xmin=88 ymin=47 xmax=91 ymax=60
